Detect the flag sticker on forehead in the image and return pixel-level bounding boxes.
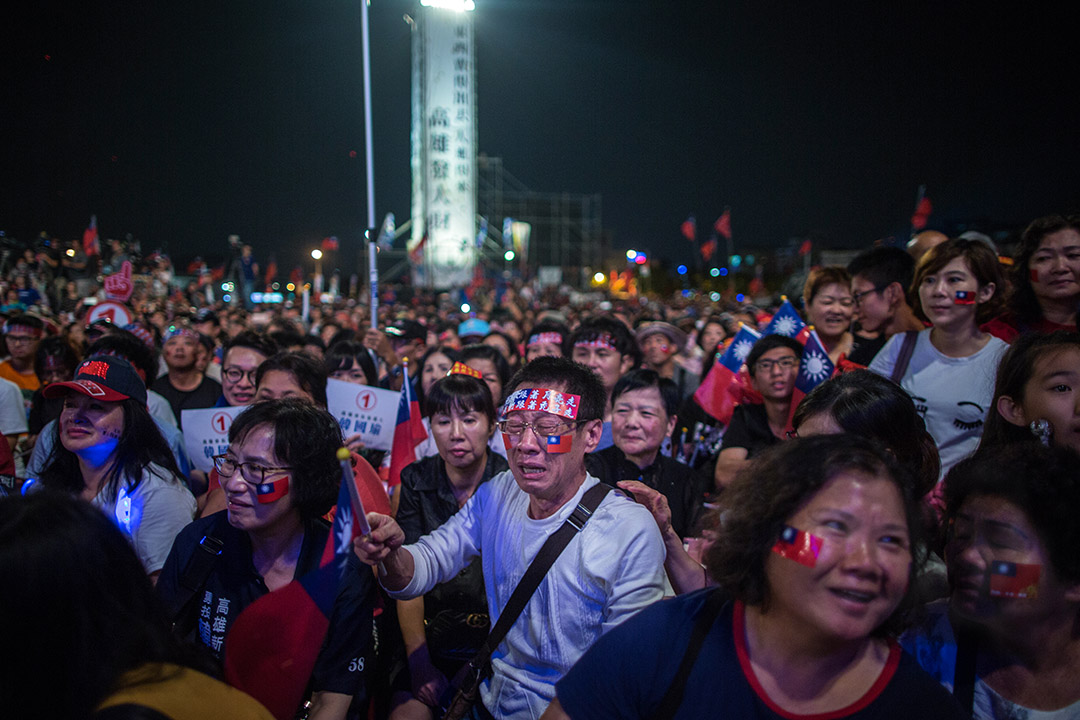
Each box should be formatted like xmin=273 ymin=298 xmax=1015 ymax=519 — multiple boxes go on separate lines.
xmin=501 ymin=387 xmax=580 ymax=420
xmin=989 ymin=561 xmax=1040 ymax=599
xmin=771 ymin=525 xmax=823 ymax=568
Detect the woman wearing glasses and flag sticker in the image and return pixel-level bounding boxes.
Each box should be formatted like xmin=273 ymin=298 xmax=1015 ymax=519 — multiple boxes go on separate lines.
xmin=157 ymin=399 xmax=376 ymax=720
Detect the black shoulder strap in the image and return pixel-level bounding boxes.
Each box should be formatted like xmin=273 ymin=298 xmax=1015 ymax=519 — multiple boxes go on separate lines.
xmin=953 ymin=627 xmax=979 ymax=715
xmin=890 ymin=330 xmax=919 ymax=385
xmin=647 ymin=589 xmax=726 ymax=720
xmin=170 ymin=532 xmax=225 ymax=634
xmin=474 ymin=482 xmax=613 ymax=661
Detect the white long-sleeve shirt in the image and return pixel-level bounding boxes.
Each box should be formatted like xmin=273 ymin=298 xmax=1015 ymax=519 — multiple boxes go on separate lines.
xmin=386 ymin=470 xmax=666 ymax=719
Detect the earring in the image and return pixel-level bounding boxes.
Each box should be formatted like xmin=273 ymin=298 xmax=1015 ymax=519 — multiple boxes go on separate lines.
xmin=1029 ymin=418 xmax=1052 ymax=447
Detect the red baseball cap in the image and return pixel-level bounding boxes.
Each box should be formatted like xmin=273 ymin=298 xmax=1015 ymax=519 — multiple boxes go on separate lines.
xmin=42 ymin=354 xmax=147 ymax=404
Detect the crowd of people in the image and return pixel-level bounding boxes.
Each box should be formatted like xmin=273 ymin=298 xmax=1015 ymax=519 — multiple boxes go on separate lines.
xmin=2 ymin=212 xmax=1079 ymax=720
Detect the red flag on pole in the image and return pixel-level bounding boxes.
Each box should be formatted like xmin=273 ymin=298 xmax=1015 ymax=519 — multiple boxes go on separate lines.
xmin=911 ymin=196 xmax=933 ymax=231
xmin=680 ymin=216 xmax=697 ymax=242
xmin=714 ymin=210 xmax=732 ymax=240
xmin=700 ymin=236 xmax=717 ymax=262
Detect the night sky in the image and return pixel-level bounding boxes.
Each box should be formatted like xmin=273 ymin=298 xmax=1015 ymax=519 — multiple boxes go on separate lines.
xmin=4 ymin=1 xmax=1078 ymax=278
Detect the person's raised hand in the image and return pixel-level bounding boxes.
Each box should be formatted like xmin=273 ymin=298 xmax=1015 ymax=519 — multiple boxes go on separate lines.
xmin=352 ymin=513 xmax=405 ymax=565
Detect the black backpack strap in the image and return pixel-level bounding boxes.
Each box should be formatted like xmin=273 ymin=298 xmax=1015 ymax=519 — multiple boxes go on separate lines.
xmin=473 ymin=482 xmax=613 ymax=663
xmin=170 ymin=532 xmax=225 ymax=635
xmin=647 ymin=589 xmax=726 ymax=720
xmin=953 ymin=627 xmax=979 ymax=716
xmin=890 ymin=330 xmax=919 ymax=385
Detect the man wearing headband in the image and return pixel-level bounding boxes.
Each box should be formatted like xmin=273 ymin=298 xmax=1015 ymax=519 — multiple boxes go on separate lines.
xmin=355 ymin=357 xmax=665 ymax=718
xmin=524 ymin=320 xmax=570 ymax=362
xmin=150 ymin=325 xmax=222 ymax=430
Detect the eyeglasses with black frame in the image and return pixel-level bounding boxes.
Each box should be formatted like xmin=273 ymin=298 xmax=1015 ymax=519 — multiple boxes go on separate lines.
xmin=851 ymin=286 xmax=884 ymax=306
xmin=754 ymin=357 xmax=798 ymax=373
xmin=222 ymin=367 xmax=258 ymax=384
xmin=212 ymin=453 xmax=293 ymax=485
xmin=496 ymin=417 xmax=581 ymax=438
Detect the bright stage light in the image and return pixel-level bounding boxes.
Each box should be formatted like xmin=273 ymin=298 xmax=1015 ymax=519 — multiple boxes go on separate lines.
xmin=420 ymin=0 xmax=475 ymax=11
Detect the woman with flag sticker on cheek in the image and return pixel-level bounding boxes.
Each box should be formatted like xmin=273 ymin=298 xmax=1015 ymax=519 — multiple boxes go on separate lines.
xmin=548 ymin=436 xmax=963 ymax=720
xmin=903 ymin=443 xmax=1080 ymax=718
xmin=869 ymin=238 xmax=1008 ymax=485
xmin=156 ymin=399 xmax=377 ymax=720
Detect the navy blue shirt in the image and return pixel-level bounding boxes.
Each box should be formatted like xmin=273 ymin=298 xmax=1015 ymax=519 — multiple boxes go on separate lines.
xmin=157 ymin=511 xmax=376 ymax=700
xmin=557 ymin=590 xmax=963 ymax=720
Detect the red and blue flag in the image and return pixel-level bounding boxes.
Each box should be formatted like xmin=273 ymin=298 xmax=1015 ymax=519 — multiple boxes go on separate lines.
xmin=762 ymin=298 xmax=807 ymax=340
xmin=255 ymin=476 xmax=289 ymax=504
xmin=771 ymin=524 xmax=822 ymax=568
xmin=388 ymin=373 xmax=426 ymax=490
xmin=546 ymin=434 xmax=572 ymax=453
xmin=223 ymin=455 xmax=378 ymax=719
xmin=786 ymin=328 xmax=836 ymax=435
xmin=692 ymin=324 xmax=761 ymax=424
xmin=954 ymin=291 xmax=976 ymax=305
xmin=989 ymin=561 xmax=1040 ymax=599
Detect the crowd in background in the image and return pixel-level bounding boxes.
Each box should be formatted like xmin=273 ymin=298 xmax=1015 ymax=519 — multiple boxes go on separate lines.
xmin=2 ymin=212 xmax=1079 ymax=720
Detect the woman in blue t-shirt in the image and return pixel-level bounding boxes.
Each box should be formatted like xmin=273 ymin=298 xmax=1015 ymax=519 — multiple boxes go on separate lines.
xmin=547 ymin=435 xmax=962 ymax=719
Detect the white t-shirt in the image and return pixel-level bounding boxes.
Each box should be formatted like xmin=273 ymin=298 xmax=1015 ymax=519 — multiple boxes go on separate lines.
xmin=91 ymin=463 xmax=196 ymax=574
xmin=869 ymin=329 xmax=1007 ymax=480
xmin=387 ymin=470 xmax=666 ymax=719
xmin=0 ymin=377 xmax=28 ymax=435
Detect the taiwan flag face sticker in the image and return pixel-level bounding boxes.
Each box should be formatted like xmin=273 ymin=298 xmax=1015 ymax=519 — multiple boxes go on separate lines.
xmin=954 ymin=291 xmax=976 ymax=305
xmin=255 ymin=475 xmax=290 ymax=504
xmin=989 ymin=560 xmax=1040 ymax=599
xmin=546 ymin=434 xmax=572 ymax=453
xmin=771 ymin=525 xmax=823 ymax=568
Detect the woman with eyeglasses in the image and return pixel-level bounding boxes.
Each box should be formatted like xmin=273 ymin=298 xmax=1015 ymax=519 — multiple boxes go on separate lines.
xmin=157 ymin=399 xmax=376 ymax=720
xmin=803 ymin=266 xmax=856 ymax=365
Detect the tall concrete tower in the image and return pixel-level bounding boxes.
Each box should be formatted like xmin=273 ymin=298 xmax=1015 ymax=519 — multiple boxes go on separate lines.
xmin=408 ymin=0 xmax=477 ymax=289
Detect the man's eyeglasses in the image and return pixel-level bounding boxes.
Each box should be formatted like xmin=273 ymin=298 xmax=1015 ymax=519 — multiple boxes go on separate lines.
xmin=4 ymin=335 xmax=37 ymax=345
xmin=754 ymin=357 xmax=798 ymax=373
xmin=497 ymin=418 xmax=580 ymax=438
xmin=851 ymin=287 xmax=884 ymax=306
xmin=212 ymin=454 xmax=292 ymax=485
xmin=222 ymin=367 xmax=258 ymax=384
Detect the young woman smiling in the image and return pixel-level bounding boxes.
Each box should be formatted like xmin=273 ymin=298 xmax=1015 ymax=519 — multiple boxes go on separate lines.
xmin=870 ymin=238 xmax=1007 ymax=482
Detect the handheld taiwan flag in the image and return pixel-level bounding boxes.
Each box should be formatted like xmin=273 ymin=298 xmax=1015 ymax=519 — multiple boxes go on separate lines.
xmin=692 ymin=324 xmax=762 ymax=424
xmin=762 ymin=297 xmax=807 ymax=340
xmin=772 ymin=525 xmax=822 ymax=567
xmin=223 ymin=449 xmax=375 ymax=719
xmin=387 ymin=365 xmax=426 ymax=490
xmin=989 ymin=561 xmax=1041 ymax=599
xmin=681 ymin=215 xmax=697 ymax=242
xmin=785 ymin=328 xmax=836 ymax=435
xmin=954 ymin=291 xmax=976 ymax=305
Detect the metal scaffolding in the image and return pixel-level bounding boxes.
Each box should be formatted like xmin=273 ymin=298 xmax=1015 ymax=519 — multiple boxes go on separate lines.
xmin=476 ymin=155 xmax=605 ymax=287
